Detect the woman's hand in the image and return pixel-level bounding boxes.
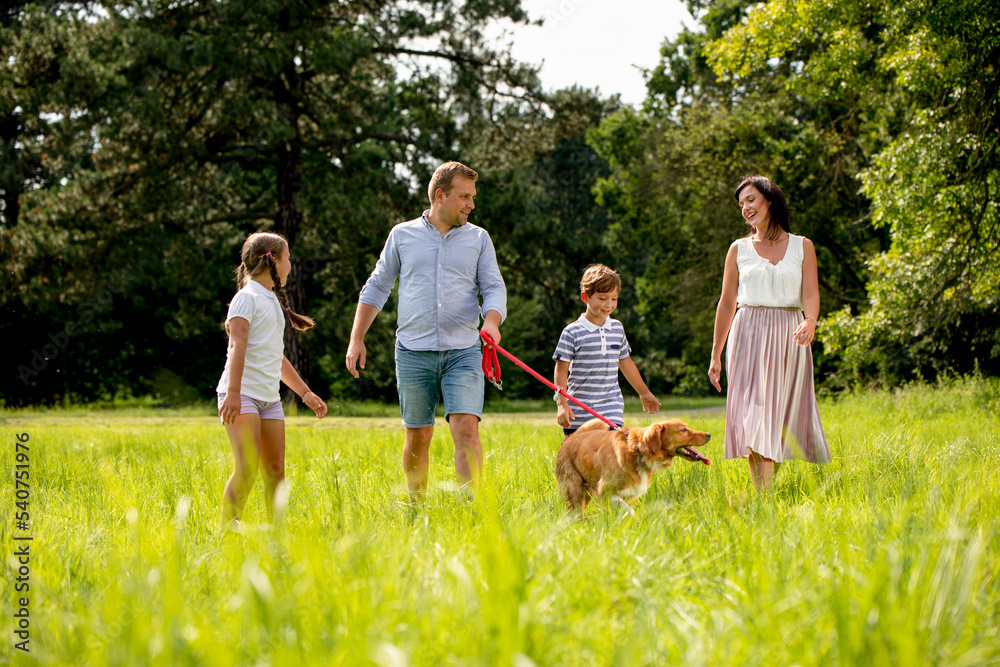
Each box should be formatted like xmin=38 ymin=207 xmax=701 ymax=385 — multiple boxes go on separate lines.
xmin=707 ymin=358 xmax=723 ymax=392
xmin=303 ymin=391 xmax=328 ymax=419
xmin=793 ymin=317 xmax=816 ymax=346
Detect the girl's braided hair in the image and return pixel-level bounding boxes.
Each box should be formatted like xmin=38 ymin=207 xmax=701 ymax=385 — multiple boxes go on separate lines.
xmin=234 ymin=232 xmax=315 ymax=332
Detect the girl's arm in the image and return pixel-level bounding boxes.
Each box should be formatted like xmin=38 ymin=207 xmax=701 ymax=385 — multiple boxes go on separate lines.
xmin=219 ymin=318 xmax=249 ymax=424
xmin=708 ymin=243 xmax=739 ymax=392
xmin=619 ymin=357 xmax=660 ymax=414
xmin=793 ymin=237 xmax=820 ymax=347
xmin=554 ymin=359 xmax=573 ymax=428
xmin=281 ymin=357 xmax=328 ymax=418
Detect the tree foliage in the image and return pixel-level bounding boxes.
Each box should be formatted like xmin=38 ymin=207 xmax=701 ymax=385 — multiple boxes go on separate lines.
xmin=590 ymin=0 xmax=998 ymax=393
xmin=5 ymin=0 xmax=997 ymax=405
xmin=589 ymin=0 xmax=884 ymax=394
xmin=2 ymin=0 xmax=544 ymax=404
xmin=469 ymin=87 xmax=621 ymax=397
xmin=706 ymin=0 xmax=1000 ymax=385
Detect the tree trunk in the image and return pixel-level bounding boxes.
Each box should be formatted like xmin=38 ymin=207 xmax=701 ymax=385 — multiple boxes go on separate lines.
xmin=0 ymin=118 xmax=22 ymax=227
xmin=281 ymin=260 xmax=313 ymax=401
xmin=271 ymin=28 xmax=312 ymax=400
xmin=274 ymin=135 xmax=313 ymax=399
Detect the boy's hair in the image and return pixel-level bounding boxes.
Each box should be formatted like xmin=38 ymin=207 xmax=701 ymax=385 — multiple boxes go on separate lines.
xmin=233 ymin=231 xmax=315 ymax=332
xmin=579 ymin=264 xmax=621 ymax=296
xmin=427 ymin=161 xmax=478 ymax=204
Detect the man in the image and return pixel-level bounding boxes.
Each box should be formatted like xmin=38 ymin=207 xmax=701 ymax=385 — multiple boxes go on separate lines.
xmin=346 ymin=161 xmax=506 ymax=498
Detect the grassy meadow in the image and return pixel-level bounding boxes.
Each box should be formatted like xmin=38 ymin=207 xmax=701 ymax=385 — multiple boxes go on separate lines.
xmin=2 ymin=378 xmax=1000 ymax=666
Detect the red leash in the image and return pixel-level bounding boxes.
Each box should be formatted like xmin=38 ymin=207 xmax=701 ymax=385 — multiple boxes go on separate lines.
xmin=480 ymin=331 xmax=620 ymax=430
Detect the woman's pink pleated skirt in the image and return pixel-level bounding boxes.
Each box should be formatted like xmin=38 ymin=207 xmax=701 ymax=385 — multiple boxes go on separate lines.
xmin=725 ymin=306 xmax=830 ymax=463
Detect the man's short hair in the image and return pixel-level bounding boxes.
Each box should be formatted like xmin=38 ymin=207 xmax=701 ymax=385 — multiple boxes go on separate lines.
xmin=428 ymin=161 xmax=479 ymax=204
xmin=580 ymin=264 xmax=621 ymax=296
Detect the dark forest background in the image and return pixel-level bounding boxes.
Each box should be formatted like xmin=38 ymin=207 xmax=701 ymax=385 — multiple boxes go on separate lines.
xmin=3 ymin=0 xmax=998 ymax=407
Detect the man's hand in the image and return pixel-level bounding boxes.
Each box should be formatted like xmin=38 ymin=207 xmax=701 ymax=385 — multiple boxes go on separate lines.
xmin=346 ymin=303 xmax=379 ymax=378
xmin=481 ymin=309 xmax=502 ymax=346
xmin=346 ymin=339 xmax=366 ymax=378
xmin=480 ymin=323 xmax=501 ymax=346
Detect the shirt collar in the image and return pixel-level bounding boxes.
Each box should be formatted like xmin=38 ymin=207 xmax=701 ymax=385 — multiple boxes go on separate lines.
xmin=577 ymin=313 xmax=612 ymax=332
xmin=246 ymin=279 xmax=278 ymax=300
xmin=422 ymin=210 xmax=467 ymax=237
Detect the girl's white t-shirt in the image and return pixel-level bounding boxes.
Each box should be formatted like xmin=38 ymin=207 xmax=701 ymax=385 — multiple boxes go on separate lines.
xmin=735 ymin=234 xmax=804 ymax=309
xmin=216 ymin=280 xmax=285 ymax=402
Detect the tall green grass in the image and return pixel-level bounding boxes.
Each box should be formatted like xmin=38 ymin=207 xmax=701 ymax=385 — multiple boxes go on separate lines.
xmin=2 ymin=378 xmax=998 ymax=665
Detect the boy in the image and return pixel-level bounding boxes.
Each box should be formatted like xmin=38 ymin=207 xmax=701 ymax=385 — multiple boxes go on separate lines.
xmin=553 ymin=264 xmax=660 ymax=434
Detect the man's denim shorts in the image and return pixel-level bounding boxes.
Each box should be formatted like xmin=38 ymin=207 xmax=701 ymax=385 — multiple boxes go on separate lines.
xmin=217 ymin=393 xmax=285 ymax=421
xmin=394 ymin=342 xmax=484 ymax=428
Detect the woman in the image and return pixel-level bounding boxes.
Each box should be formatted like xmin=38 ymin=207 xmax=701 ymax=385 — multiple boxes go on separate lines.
xmin=707 ymin=175 xmax=830 ymax=491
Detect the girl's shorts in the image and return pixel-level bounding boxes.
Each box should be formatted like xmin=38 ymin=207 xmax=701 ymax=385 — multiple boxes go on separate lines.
xmin=217 ymin=393 xmax=285 ymax=421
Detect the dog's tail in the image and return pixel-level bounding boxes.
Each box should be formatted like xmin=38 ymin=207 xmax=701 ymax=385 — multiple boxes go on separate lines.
xmin=555 ymin=446 xmax=588 ymax=512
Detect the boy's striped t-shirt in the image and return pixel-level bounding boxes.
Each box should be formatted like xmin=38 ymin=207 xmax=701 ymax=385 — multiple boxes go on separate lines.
xmin=553 ymin=314 xmax=631 ymax=429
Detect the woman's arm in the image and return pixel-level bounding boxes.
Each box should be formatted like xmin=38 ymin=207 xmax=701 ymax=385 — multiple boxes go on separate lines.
xmin=708 ymin=243 xmax=740 ymax=392
xmin=794 ymin=237 xmax=820 ymax=346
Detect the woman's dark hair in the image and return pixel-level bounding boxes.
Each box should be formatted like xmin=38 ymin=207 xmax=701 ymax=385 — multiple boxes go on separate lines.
xmin=734 ymin=175 xmax=790 ymax=240
xmin=233 ymin=231 xmax=315 ymax=332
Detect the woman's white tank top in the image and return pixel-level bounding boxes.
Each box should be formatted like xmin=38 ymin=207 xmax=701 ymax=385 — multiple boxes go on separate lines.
xmin=735 ymin=234 xmax=804 ymax=309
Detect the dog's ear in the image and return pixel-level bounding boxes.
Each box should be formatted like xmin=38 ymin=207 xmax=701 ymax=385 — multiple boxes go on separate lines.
xmin=657 ymin=422 xmax=680 ymax=454
xmin=642 ymin=424 xmax=664 ymax=454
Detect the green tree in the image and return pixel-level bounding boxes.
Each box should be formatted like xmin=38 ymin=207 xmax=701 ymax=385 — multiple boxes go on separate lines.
xmin=708 ymin=0 xmax=1000 ymax=385
xmin=2 ymin=0 xmax=542 ymax=405
xmin=468 ymin=87 xmax=621 ymax=398
xmin=590 ymin=0 xmax=885 ymax=394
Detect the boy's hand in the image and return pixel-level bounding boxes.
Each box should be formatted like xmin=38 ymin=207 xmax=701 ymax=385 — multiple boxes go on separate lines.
xmin=304 ymin=391 xmax=328 ymax=419
xmin=556 ymin=402 xmax=573 ymax=429
xmin=640 ymin=392 xmax=660 ymax=415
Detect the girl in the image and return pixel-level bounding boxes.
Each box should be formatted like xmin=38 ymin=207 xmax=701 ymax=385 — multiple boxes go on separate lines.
xmin=217 ymin=231 xmax=327 ymax=530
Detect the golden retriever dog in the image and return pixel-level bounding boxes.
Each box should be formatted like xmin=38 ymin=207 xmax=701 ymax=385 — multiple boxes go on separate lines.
xmin=555 ymin=418 xmax=711 ymax=514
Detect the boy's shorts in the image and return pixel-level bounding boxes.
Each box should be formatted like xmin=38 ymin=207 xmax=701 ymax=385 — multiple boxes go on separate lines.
xmin=394 ymin=342 xmax=484 ymax=428
xmin=217 ymin=393 xmax=285 ymax=421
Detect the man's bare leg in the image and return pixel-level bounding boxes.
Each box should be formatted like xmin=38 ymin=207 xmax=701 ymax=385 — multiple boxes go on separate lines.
xmin=403 ymin=425 xmax=434 ymax=499
xmin=449 ymin=413 xmax=482 ymax=493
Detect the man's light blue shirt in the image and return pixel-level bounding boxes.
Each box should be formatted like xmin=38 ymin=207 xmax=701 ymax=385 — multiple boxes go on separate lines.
xmin=359 ymin=212 xmax=507 ymax=351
